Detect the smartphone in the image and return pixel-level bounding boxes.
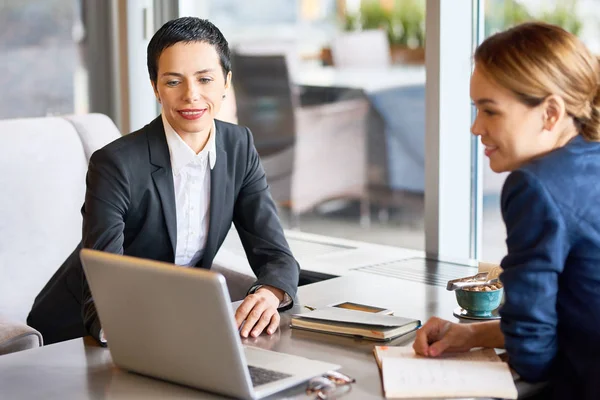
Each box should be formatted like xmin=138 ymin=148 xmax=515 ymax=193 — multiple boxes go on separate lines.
xmin=329 ymin=301 xmax=394 ymax=315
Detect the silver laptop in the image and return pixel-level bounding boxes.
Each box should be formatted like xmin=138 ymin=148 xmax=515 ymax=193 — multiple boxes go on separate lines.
xmin=80 ymin=249 xmax=339 ymax=399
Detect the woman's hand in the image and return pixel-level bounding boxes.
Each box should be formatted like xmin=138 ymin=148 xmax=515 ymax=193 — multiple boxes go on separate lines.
xmin=235 ymin=286 xmax=284 ymax=338
xmin=413 ymin=317 xmax=477 ymax=357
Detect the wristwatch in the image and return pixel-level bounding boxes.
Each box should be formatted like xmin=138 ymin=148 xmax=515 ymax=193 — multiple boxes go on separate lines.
xmin=250 ymin=285 xmax=292 ymax=308
xmin=99 ymin=328 xmax=108 ymax=346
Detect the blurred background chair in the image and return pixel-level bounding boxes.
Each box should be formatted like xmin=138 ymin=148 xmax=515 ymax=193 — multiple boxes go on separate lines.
xmin=231 ymin=52 xmax=371 ymax=226
xmin=331 ymin=29 xmax=392 ymax=68
xmin=233 ymin=40 xmax=301 ymax=79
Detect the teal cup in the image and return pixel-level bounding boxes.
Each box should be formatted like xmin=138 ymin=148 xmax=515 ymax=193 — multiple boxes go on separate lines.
xmin=455 ymin=287 xmax=503 ymax=317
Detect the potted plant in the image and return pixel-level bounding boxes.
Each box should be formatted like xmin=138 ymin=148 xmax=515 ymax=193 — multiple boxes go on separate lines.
xmin=387 ymin=0 xmax=425 ymax=64
xmin=484 ymin=0 xmax=532 ymax=37
xmin=484 ymin=0 xmax=582 ymax=37
xmin=540 ymin=2 xmax=582 ymax=36
xmin=341 ymin=0 xmax=426 ymax=65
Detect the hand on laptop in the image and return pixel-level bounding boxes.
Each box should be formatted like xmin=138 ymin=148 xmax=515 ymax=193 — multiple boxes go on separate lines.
xmin=243 ymin=326 xmax=281 ymax=350
xmin=235 ymin=286 xmax=284 ymax=338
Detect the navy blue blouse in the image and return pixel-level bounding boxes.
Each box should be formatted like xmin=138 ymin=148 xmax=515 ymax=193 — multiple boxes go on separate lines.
xmin=499 ymin=135 xmax=600 ymax=399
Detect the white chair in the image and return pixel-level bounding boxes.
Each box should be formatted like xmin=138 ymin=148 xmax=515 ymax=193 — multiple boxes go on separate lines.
xmin=0 ymin=114 xmax=120 ymax=354
xmin=0 ymin=114 xmax=258 ymax=354
xmin=331 ymin=29 xmax=392 ymax=68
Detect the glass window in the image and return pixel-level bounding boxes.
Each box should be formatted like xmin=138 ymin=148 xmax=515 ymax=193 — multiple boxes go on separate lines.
xmin=0 ymin=0 xmax=89 ymax=119
xmin=203 ymin=0 xmax=427 ymax=251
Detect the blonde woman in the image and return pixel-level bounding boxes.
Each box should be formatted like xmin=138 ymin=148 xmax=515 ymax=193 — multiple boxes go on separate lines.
xmin=414 ymin=22 xmax=600 ymax=399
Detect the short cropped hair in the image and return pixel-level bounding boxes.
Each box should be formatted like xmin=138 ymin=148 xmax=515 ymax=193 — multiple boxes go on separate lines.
xmin=147 ymin=17 xmax=231 ymax=84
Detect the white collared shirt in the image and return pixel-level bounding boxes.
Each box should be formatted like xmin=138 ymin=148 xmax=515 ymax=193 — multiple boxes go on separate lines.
xmin=161 ymin=115 xmax=291 ymax=307
xmin=162 ymin=114 xmax=216 ymax=266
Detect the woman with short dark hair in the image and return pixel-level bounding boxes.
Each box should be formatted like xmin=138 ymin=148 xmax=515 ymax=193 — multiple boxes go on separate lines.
xmin=28 ymin=17 xmax=299 ymax=347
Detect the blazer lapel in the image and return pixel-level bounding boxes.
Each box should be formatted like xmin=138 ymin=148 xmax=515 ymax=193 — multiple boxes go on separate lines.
xmin=202 ymin=138 xmax=228 ymax=269
xmin=147 ymin=117 xmax=177 ymax=256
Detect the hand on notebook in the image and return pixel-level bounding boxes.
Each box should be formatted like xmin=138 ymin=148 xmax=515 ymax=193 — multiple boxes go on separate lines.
xmin=413 ymin=317 xmax=476 ymax=357
xmin=235 ymin=286 xmax=283 ymax=338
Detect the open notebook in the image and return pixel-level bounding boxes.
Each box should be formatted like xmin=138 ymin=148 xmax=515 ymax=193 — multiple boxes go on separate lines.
xmin=373 ymin=346 xmax=517 ymax=399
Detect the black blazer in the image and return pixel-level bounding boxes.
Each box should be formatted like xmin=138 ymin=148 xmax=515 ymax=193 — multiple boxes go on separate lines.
xmin=28 ymin=116 xmax=300 ymax=344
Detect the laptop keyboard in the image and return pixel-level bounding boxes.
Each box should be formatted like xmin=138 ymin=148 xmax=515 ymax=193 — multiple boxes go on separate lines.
xmin=247 ymin=365 xmax=292 ymax=387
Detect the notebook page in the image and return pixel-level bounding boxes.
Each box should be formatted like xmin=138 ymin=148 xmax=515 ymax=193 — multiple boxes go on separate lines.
xmin=381 ymin=354 xmax=517 ymax=399
xmin=373 ymin=346 xmax=500 ymax=369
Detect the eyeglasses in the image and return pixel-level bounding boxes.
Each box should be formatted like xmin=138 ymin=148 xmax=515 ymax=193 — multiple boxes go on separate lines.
xmin=306 ymin=370 xmax=356 ymax=399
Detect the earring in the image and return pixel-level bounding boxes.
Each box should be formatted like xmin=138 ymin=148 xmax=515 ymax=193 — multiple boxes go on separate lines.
xmin=222 ymin=94 xmax=226 ymax=99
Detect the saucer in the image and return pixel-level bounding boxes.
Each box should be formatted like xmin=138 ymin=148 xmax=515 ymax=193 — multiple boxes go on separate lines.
xmin=453 ymin=306 xmax=500 ymax=321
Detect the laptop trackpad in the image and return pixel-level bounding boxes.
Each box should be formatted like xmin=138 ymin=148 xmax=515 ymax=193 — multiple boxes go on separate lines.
xmin=247 ymin=365 xmax=291 ymax=387
xmin=244 ymin=346 xmax=338 ymax=379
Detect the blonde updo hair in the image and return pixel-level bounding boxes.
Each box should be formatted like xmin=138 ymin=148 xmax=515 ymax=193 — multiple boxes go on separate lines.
xmin=475 ymin=22 xmax=600 ymax=141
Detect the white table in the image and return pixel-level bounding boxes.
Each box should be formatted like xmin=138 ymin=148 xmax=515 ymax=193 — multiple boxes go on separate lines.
xmin=295 ymin=65 xmax=425 ymax=93
xmin=0 ymin=271 xmax=543 ymax=399
xmin=0 ymin=273 xmax=506 ymax=400
xmin=217 ymin=228 xmax=480 ymax=280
